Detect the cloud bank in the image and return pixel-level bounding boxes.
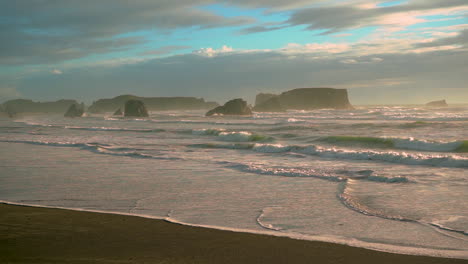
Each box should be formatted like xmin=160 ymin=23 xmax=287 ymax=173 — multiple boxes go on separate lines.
xmin=1 ymin=0 xmax=467 ymax=104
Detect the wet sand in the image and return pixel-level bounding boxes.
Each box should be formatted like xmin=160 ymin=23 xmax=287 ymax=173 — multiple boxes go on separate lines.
xmin=1 ymin=203 xmax=466 ymax=264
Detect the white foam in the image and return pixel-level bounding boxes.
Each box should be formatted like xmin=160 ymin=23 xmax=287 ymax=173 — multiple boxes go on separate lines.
xmin=218 ymin=131 xmax=256 ymax=142
xmin=250 ymin=144 xmax=468 ymax=168
xmin=191 ymin=128 xmax=225 ymax=135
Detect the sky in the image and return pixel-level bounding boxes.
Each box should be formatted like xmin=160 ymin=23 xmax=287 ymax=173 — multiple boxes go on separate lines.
xmin=0 ymin=0 xmax=467 ymax=105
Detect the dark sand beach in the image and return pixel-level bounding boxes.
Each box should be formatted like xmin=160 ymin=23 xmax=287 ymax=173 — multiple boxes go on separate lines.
xmin=1 ymin=203 xmax=466 ymax=264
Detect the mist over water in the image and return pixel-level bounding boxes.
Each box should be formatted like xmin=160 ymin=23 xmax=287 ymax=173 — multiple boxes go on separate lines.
xmin=0 ymin=105 xmax=467 ymax=259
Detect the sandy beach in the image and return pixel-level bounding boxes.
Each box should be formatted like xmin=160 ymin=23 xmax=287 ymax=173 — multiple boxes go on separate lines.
xmin=1 ymin=203 xmax=466 ymax=264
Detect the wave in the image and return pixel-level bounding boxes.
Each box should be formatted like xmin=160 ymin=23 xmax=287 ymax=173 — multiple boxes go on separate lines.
xmin=319 ymin=136 xmax=468 ymax=153
xmin=191 ymin=143 xmax=468 ymax=168
xmin=16 ymin=121 xmax=165 ymax=133
xmin=192 ymin=129 xmax=273 ymax=142
xmin=65 ymin=126 xmax=165 ymax=133
xmin=218 ymin=132 xmax=273 ymax=142
xmin=0 ymin=140 xmax=181 ymax=161
xmin=320 ymin=136 xmax=394 ymax=148
xmin=456 ymin=141 xmax=468 ymax=153
xmin=190 ymin=143 xmax=255 ymax=150
xmin=192 ymin=128 xmax=226 ymax=136
xmin=264 ymin=122 xmax=459 ymax=134
xmin=221 ymin=162 xmax=345 ymax=182
xmin=128 ymin=119 xmax=277 ymax=127
xmin=267 ymin=125 xmax=317 ymax=132
xmin=338 ymin=180 xmax=410 ymax=221
xmin=338 ymin=181 xmax=468 ymax=238
xmin=219 ymin=161 xmax=409 ymax=184
xmin=16 ymin=122 xmax=62 ymax=128
xmin=399 ymin=121 xmax=435 ymax=128
xmin=256 ymin=208 xmax=283 ymax=231
xmin=427 ymin=216 xmax=468 ymax=236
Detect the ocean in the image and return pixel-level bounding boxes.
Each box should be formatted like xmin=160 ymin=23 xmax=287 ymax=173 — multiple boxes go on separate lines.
xmin=0 ymin=105 xmax=467 ymax=259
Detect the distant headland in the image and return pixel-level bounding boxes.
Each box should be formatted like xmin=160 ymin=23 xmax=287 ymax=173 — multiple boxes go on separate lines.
xmin=87 ymin=95 xmax=219 ymax=113
xmin=254 ymin=88 xmax=353 ymax=112
xmin=0 ymin=88 xmax=357 ymax=117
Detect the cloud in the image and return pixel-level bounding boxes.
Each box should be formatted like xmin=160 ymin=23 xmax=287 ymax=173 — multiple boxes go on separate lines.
xmin=416 ymin=29 xmax=468 ymax=48
xmin=239 ymin=24 xmax=287 ymax=34
xmin=340 ymin=59 xmax=358 ymax=64
xmin=0 ymin=1 xmax=255 ymax=65
xmin=281 ymin=43 xmax=350 ymax=54
xmin=286 ymin=0 xmax=468 ymax=34
xmin=15 ymin=44 xmax=468 ymax=105
xmin=51 ymin=69 xmax=63 ymax=75
xmin=223 ymin=0 xmax=325 ymax=11
xmin=340 ymin=57 xmax=383 ymax=64
xmin=2 ymin=0 xmax=466 ymax=66
xmin=193 ymin=45 xmax=234 ymax=57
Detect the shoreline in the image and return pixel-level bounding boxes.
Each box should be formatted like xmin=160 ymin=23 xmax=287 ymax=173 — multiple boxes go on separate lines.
xmin=1 ymin=203 xmax=467 ymax=264
xmin=3 ymin=200 xmax=467 ymax=260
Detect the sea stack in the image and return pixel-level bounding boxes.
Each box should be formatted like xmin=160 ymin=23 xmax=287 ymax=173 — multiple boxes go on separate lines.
xmin=124 ymin=100 xmax=149 ymax=117
xmin=425 ymin=100 xmax=448 ymax=107
xmin=255 ymin=93 xmax=278 ymax=106
xmin=252 ymin=97 xmax=285 ymax=112
xmin=206 ymin=98 xmax=252 ymax=116
xmin=64 ymin=104 xmax=84 ymax=117
xmin=254 ymin=88 xmax=353 ymax=111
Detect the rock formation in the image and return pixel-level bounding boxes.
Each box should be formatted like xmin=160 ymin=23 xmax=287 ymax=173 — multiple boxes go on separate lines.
xmin=64 ymin=103 xmax=84 ymax=117
xmin=2 ymin=99 xmax=79 ymax=114
xmin=124 ymin=100 xmax=149 ymax=117
xmin=113 ymin=108 xmax=123 ymax=116
xmin=255 ymin=93 xmax=278 ymax=106
xmin=425 ymin=100 xmax=448 ymax=107
xmin=252 ymin=97 xmax=285 ymax=112
xmin=88 ymin=95 xmax=219 ymax=113
xmin=254 ymin=88 xmax=353 ymax=110
xmin=206 ymin=98 xmax=252 ymax=116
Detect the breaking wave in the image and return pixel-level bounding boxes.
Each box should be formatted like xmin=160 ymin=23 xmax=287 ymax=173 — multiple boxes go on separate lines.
xmin=319 ymin=136 xmax=468 ymax=153
xmin=191 ymin=143 xmax=468 ymax=168
xmin=65 ymin=126 xmax=165 ymax=133
xmin=16 ymin=121 xmax=165 ymax=133
xmin=192 ymin=129 xmax=273 ymax=142
xmin=338 ymin=180 xmax=412 ymax=222
xmin=219 ymin=161 xmax=409 ymax=184
xmin=338 ymin=181 xmax=468 ymax=237
xmin=256 ymin=208 xmax=283 ymax=231
xmin=0 ymin=140 xmax=180 ymax=160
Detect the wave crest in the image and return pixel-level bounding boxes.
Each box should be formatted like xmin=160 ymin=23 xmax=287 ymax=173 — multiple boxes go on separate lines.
xmin=192 ymin=129 xmax=273 ymax=142
xmin=192 ymin=143 xmax=468 ymax=168
xmin=0 ymin=140 xmax=181 ymax=161
xmin=320 ymin=136 xmax=468 ymax=153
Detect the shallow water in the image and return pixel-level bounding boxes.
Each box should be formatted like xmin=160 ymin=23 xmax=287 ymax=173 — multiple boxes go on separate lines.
xmin=0 ymin=106 xmax=467 ymax=259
